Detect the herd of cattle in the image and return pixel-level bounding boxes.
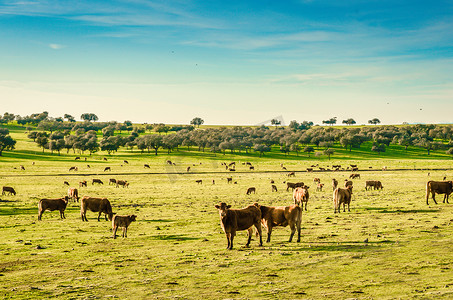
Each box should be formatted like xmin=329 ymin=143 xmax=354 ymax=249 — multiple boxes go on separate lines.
xmin=2 ymin=160 xmax=453 ymax=248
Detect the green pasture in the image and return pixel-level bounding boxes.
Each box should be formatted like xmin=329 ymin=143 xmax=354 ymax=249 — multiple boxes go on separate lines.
xmin=1 ymin=127 xmax=453 ymax=299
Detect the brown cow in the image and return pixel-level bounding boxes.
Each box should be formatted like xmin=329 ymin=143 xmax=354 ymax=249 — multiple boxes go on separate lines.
xmin=287 ymin=172 xmax=295 ymax=177
xmin=195 ymin=180 xmax=203 ymax=184
xmin=144 ymin=164 xmax=150 ymax=169
xmin=313 ymin=177 xmax=320 ymax=183
xmin=214 ymin=202 xmax=263 ymax=250
xmin=333 ymin=186 xmax=353 ymax=213
xmin=104 ymin=167 xmax=111 ymax=172
xmin=271 ymin=184 xmax=278 ymax=192
xmin=63 ymin=181 xmax=70 ymax=186
xmin=103 ymin=157 xmax=108 ymax=161
xmin=344 ymin=180 xmax=353 ymax=188
xmin=92 ymin=179 xmax=103 ymax=185
xmin=227 ymin=177 xmax=233 ymax=184
xmin=293 ymin=186 xmax=310 ymax=211
xmin=426 ymin=181 xmax=453 ymax=205
xmin=187 ymin=166 xmax=191 ymax=172
xmin=365 ymin=180 xmax=384 ymax=191
xmin=69 ymin=166 xmax=78 ymax=171
xmin=316 ymin=183 xmax=324 ymax=192
xmin=109 ymin=178 xmax=117 ymax=185
xmin=246 ymin=187 xmax=256 ymax=195
xmin=38 ymin=196 xmax=69 ymax=220
xmin=306 ymin=168 xmax=313 ymax=172
xmin=116 ymin=180 xmax=129 ymax=188
xmin=67 ymin=187 xmax=80 ymax=202
xmin=286 ymin=182 xmax=304 ymax=191
xmin=75 ymin=156 xmax=81 ymax=160
xmin=79 ymin=180 xmax=87 ymax=188
xmin=20 ymin=165 xmax=25 ymax=170
xmin=123 ymin=160 xmax=129 ymax=164
xmin=258 ymin=204 xmax=302 ymax=242
xmin=332 ymin=178 xmax=338 ymax=191
xmin=112 ymin=215 xmax=137 ymax=238
xmin=349 ymin=173 xmax=360 ymax=179
xmin=249 ymin=166 xmax=255 ymax=170
xmin=2 ymin=186 xmax=16 ymax=196
xmin=80 ymin=196 xmax=114 ymax=221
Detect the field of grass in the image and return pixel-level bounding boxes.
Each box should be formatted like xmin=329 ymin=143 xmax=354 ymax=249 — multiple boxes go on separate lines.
xmin=1 ymin=126 xmax=453 ymax=299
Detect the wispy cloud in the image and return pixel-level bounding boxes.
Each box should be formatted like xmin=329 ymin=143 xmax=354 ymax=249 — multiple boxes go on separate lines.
xmin=49 ymin=43 xmax=65 ymax=50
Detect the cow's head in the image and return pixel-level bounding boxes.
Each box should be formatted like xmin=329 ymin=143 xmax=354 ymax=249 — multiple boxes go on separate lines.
xmin=63 ymin=196 xmax=69 ymax=203
xmin=108 ymin=212 xmax=116 ymax=221
xmin=215 ymin=202 xmax=231 ymax=217
xmin=130 ymin=215 xmax=137 ymax=222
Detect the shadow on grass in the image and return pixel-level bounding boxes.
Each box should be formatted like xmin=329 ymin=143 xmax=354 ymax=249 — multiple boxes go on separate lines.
xmin=140 ymin=219 xmax=175 ymax=223
xmin=149 ymin=234 xmax=201 ymax=241
xmin=252 ymin=240 xmax=395 ymax=253
xmin=364 ymin=207 xmax=440 ymax=213
xmin=0 ymin=207 xmax=36 ymax=215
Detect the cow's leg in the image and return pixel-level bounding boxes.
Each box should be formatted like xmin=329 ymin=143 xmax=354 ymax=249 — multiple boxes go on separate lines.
xmin=38 ymin=210 xmax=42 ymax=221
xmin=113 ymin=225 xmax=118 ymax=239
xmin=266 ymin=221 xmax=272 ymax=243
xmin=230 ymin=232 xmax=235 ymax=250
xmin=432 ymin=193 xmax=438 ymax=204
xmin=296 ymin=219 xmax=301 ymax=243
xmin=347 ymin=202 xmax=350 ymax=212
xmin=98 ymin=212 xmax=101 ymax=221
xmin=446 ymin=194 xmax=450 ymax=204
xmin=245 ymin=228 xmax=252 ymax=247
xmin=60 ymin=210 xmax=65 ymax=219
xmin=225 ymin=233 xmax=231 ymax=249
xmin=343 ymin=203 xmax=346 ymax=212
xmin=304 ymin=202 xmax=307 ymax=211
xmin=255 ymin=223 xmax=263 ymax=246
xmin=124 ymin=227 xmax=128 ymax=238
xmin=288 ymin=222 xmax=296 ymax=242
xmin=105 ymin=213 xmax=108 ymax=221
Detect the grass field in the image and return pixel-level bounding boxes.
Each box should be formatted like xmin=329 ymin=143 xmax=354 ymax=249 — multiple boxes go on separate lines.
xmin=1 ymin=126 xmax=453 ymax=299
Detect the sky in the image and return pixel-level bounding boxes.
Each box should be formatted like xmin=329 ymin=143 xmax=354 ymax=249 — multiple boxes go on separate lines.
xmin=0 ymin=0 xmax=452 ymax=125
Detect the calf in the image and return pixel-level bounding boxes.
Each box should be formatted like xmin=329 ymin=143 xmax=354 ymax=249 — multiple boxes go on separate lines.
xmin=426 ymin=181 xmax=453 ymax=205
xmin=67 ymin=187 xmax=80 ymax=202
xmin=79 ymin=180 xmax=87 ymax=188
xmin=246 ymin=187 xmax=256 ymax=195
xmin=2 ymin=186 xmax=16 ymax=196
xmin=123 ymin=160 xmax=129 ymax=164
xmin=38 ymin=196 xmax=69 ymax=220
xmin=116 ymin=180 xmax=129 ymax=188
xmin=258 ymin=204 xmax=302 ymax=242
xmin=80 ymin=196 xmax=114 ymax=221
xmin=333 ymin=186 xmax=353 ymax=213
xmin=112 ymin=215 xmax=137 ymax=238
xmin=313 ymin=177 xmax=320 ymax=183
xmin=306 ymin=168 xmax=313 ymax=172
xmin=293 ymin=186 xmax=310 ymax=210
xmin=316 ymin=183 xmax=324 ymax=192
xmin=214 ymin=202 xmax=263 ymax=250
xmin=271 ymin=184 xmax=278 ymax=192
xmin=92 ymin=179 xmax=103 ymax=185
xmin=109 ymin=178 xmax=117 ymax=185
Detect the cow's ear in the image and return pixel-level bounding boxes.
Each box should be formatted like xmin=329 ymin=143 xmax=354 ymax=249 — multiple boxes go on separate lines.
xmin=215 ymin=205 xmax=220 ymax=209
xmin=227 ymin=205 xmax=231 ymax=209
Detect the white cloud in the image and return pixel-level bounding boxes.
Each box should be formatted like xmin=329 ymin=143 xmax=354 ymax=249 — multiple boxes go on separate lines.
xmin=49 ymin=43 xmax=65 ymax=50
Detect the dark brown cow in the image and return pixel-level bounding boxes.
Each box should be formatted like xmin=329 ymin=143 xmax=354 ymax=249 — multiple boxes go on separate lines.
xmin=69 ymin=166 xmax=78 ymax=171
xmin=187 ymin=166 xmax=191 ymax=172
xmin=144 ymin=164 xmax=150 ymax=169
xmin=79 ymin=180 xmax=87 ymax=188
xmin=2 ymin=186 xmax=16 ymax=196
xmin=196 ymin=180 xmax=203 ymax=184
xmin=249 ymin=166 xmax=255 ymax=170
xmin=287 ymin=172 xmax=295 ymax=177
xmin=116 ymin=180 xmax=129 ymax=188
xmin=246 ymin=187 xmax=256 ymax=195
xmin=349 ymin=173 xmax=360 ymax=179
xmin=75 ymin=157 xmax=81 ymax=160
xmin=271 ymin=184 xmax=278 ymax=192
xmin=426 ymin=181 xmax=453 ymax=205
xmin=313 ymin=177 xmax=320 ymax=183
xmin=293 ymin=186 xmax=310 ymax=210
xmin=38 ymin=196 xmax=69 ymax=220
xmin=365 ymin=180 xmax=384 ymax=191
xmin=306 ymin=168 xmax=313 ymax=172
xmin=92 ymin=179 xmax=103 ymax=185
xmin=258 ymin=204 xmax=302 ymax=242
xmin=67 ymin=187 xmax=80 ymax=202
xmin=344 ymin=180 xmax=353 ymax=188
xmin=214 ymin=202 xmax=263 ymax=250
xmin=80 ymin=196 xmax=114 ymax=221
xmin=332 ymin=178 xmax=338 ymax=191
xmin=123 ymin=160 xmax=129 ymax=164
xmin=333 ymin=186 xmax=353 ymax=213
xmin=63 ymin=181 xmax=70 ymax=186
xmin=112 ymin=215 xmax=137 ymax=238
xmin=20 ymin=165 xmax=25 ymax=170
xmin=103 ymin=157 xmax=108 ymax=161
xmin=227 ymin=177 xmax=233 ymax=184
xmin=109 ymin=178 xmax=117 ymax=185
xmin=104 ymin=167 xmax=111 ymax=172
xmin=352 ymin=167 xmax=359 ymax=172
xmin=270 ymin=179 xmax=274 ymax=184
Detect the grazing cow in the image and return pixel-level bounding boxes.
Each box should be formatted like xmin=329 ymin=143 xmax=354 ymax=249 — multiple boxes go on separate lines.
xmin=288 ymin=172 xmax=295 ymax=177
xmin=282 ymin=167 xmax=287 ymax=170
xmin=109 ymin=178 xmax=117 ymax=185
xmin=80 ymin=196 xmax=114 ymax=221
xmin=116 ymin=180 xmax=129 ymax=188
xmin=365 ymin=180 xmax=384 ymax=191
xmin=286 ymin=182 xmax=304 ymax=191
xmin=313 ymin=177 xmax=320 ymax=183
xmin=166 ymin=160 xmax=172 ymax=165
xmin=349 ymin=173 xmax=360 ymax=179
xmin=271 ymin=184 xmax=278 ymax=192
xmin=258 ymin=204 xmax=302 ymax=242
xmin=270 ymin=179 xmax=274 ymax=184
xmin=306 ymin=168 xmax=313 ymax=172
xmin=228 ymin=162 xmax=235 ymax=167
xmin=227 ymin=177 xmax=233 ymax=184
xmin=75 ymin=157 xmax=81 ymax=160
xmin=246 ymin=162 xmax=252 ymax=166
xmin=212 ymin=180 xmax=215 ymax=185
xmin=234 ymin=181 xmax=238 ymax=184
xmin=104 ymin=167 xmax=111 ymax=172
xmin=38 ymin=196 xmax=69 ymax=220
xmin=2 ymin=186 xmax=16 ymax=196
xmin=293 ymin=186 xmax=310 ymax=211
xmin=426 ymin=181 xmax=453 ymax=205
xmin=103 ymin=157 xmax=108 ymax=161
xmin=112 ymin=215 xmax=137 ymax=239
xmin=249 ymin=166 xmax=255 ymax=170
xmin=123 ymin=160 xmax=129 ymax=164
xmin=92 ymin=179 xmax=103 ymax=185
xmin=63 ymin=181 xmax=70 ymax=186
xmin=196 ymin=180 xmax=203 ymax=184
xmin=332 ymin=178 xmax=338 ymax=191
xmin=67 ymin=187 xmax=80 ymax=202
xmin=87 ymin=165 xmax=91 ymax=168
xmin=144 ymin=164 xmax=150 ymax=169
xmin=187 ymin=166 xmax=191 ymax=172
xmin=333 ymin=186 xmax=353 ymax=213
xmin=246 ymin=187 xmax=256 ymax=195
xmin=316 ymin=183 xmax=324 ymax=192
xmin=214 ymin=202 xmax=263 ymax=250
xmin=69 ymin=166 xmax=78 ymax=171
xmin=319 ymin=167 xmax=326 ymax=171
xmin=350 ymin=164 xmax=357 ymax=168
xmin=352 ymin=167 xmax=359 ymax=172
xmin=20 ymin=165 xmax=25 ymax=170
xmin=382 ymin=166 xmax=387 ymax=171
xmin=344 ymin=180 xmax=353 ymax=188
xmin=229 ymin=168 xmax=236 ymax=172
xmin=79 ymin=180 xmax=87 ymax=188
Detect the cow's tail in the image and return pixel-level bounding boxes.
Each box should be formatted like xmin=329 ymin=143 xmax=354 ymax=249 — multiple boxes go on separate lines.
xmin=426 ymin=181 xmax=432 ymax=204
xmin=333 ymin=188 xmax=339 ymax=210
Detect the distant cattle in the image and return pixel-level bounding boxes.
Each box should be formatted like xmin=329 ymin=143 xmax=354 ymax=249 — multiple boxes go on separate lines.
xmin=228 ymin=162 xmax=236 ymax=167
xmin=67 ymin=187 xmax=80 ymax=202
xmin=293 ymin=186 xmax=310 ymax=211
xmin=166 ymin=160 xmax=172 ymax=165
xmin=270 ymin=179 xmax=274 ymax=184
xmin=426 ymin=181 xmax=453 ymax=205
xmin=316 ymin=183 xmax=324 ymax=192
xmin=313 ymin=177 xmax=320 ymax=183
xmin=212 ymin=180 xmax=215 ymax=184
xmin=109 ymin=178 xmax=117 ymax=185
xmin=333 ymin=186 xmax=353 ymax=213
xmin=75 ymin=157 xmax=81 ymax=160
xmin=214 ymin=202 xmax=263 ymax=250
xmin=352 ymin=167 xmax=359 ymax=172
xmin=144 ymin=164 xmax=150 ymax=169
xmin=103 ymin=157 xmax=108 ymax=161
xmin=332 ymin=178 xmax=338 ymax=191
xmin=287 ymin=172 xmax=295 ymax=177
xmin=79 ymin=180 xmax=87 ymax=188
xmin=227 ymin=177 xmax=233 ymax=184
xmin=344 ymin=180 xmax=353 ymax=188
xmin=104 ymin=167 xmax=111 ymax=172
xmin=306 ymin=168 xmax=313 ymax=172
xmin=286 ymin=182 xmax=304 ymax=192
xmin=20 ymin=165 xmax=25 ymax=170
xmin=246 ymin=162 xmax=252 ymax=166
xmin=350 ymin=164 xmax=357 ymax=168
xmin=2 ymin=186 xmax=16 ymax=196
xmin=80 ymin=196 xmax=114 ymax=221
xmin=87 ymin=165 xmax=91 ymax=168
xmin=112 ymin=215 xmax=137 ymax=239
xmin=246 ymin=187 xmax=256 ymax=195
xmin=249 ymin=166 xmax=255 ymax=170
xmin=38 ymin=196 xmax=69 ymax=220
xmin=187 ymin=166 xmax=191 ymax=172
xmin=92 ymin=179 xmax=103 ymax=185
xmin=116 ymin=180 xmax=129 ymax=188
xmin=123 ymin=160 xmax=129 ymax=164
xmin=349 ymin=174 xmax=360 ymax=179
xmin=196 ymin=180 xmax=203 ymax=184
xmin=365 ymin=180 xmax=384 ymax=191
xmin=63 ymin=181 xmax=70 ymax=186
xmin=258 ymin=204 xmax=302 ymax=242
xmin=282 ymin=166 xmax=287 ymax=170
xmin=271 ymin=184 xmax=278 ymax=192
xmin=69 ymin=166 xmax=78 ymax=171
xmin=229 ymin=168 xmax=236 ymax=172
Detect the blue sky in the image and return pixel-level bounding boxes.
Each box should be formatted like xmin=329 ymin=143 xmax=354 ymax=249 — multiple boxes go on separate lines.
xmin=0 ymin=0 xmax=452 ymax=125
